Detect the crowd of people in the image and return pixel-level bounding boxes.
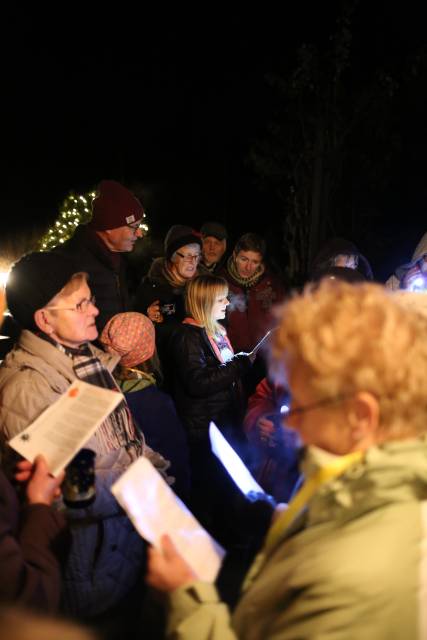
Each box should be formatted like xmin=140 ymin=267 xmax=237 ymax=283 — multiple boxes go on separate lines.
xmin=1 ymin=178 xmax=427 ymax=639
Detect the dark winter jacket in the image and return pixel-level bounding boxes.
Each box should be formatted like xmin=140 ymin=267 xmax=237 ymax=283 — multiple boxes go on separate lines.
xmin=310 ymin=237 xmax=374 ymax=282
xmin=171 ymin=323 xmax=251 ymax=443
xmin=125 ymin=385 xmax=191 ymax=501
xmin=55 ymin=226 xmax=130 ymax=331
xmin=134 ymin=258 xmax=189 ymax=386
xmin=0 ymin=469 xmax=69 ymax=612
xmin=134 ymin=257 xmax=186 ymax=322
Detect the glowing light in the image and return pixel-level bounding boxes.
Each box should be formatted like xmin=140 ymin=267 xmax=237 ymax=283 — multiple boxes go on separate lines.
xmin=407 ymin=275 xmax=427 ymax=292
xmin=209 ymin=422 xmax=264 ymax=496
xmin=280 ymin=404 xmax=290 ymax=414
xmin=0 ymin=271 xmax=9 ymax=288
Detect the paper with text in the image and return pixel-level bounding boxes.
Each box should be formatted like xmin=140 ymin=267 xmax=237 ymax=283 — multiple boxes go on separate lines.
xmin=8 ymin=379 xmax=123 ymax=476
xmin=111 ymin=457 xmax=225 ymax=582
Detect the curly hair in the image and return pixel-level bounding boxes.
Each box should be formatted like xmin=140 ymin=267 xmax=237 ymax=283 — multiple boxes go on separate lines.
xmin=272 ymin=281 xmax=427 ymax=439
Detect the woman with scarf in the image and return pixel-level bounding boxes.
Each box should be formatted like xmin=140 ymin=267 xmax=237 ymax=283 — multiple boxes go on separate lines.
xmin=220 ymin=233 xmax=285 ymax=395
xmin=170 ymin=274 xmax=254 ymax=540
xmin=134 ymin=224 xmax=202 ymax=389
xmin=0 ymin=252 xmax=168 ymax=623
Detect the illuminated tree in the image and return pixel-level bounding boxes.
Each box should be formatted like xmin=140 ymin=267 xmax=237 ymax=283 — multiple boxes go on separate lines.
xmin=37 ymin=191 xmax=96 ymax=251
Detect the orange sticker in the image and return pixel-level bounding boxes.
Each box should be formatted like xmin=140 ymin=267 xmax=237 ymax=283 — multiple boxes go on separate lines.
xmin=68 ymin=388 xmax=79 ymax=398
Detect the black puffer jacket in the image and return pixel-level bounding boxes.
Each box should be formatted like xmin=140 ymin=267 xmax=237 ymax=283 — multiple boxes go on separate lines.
xmin=134 ymin=257 xmax=186 ymax=326
xmin=134 ymin=258 xmax=188 ymax=389
xmin=171 ymin=323 xmax=251 ymax=443
xmin=55 ymin=226 xmax=130 ymax=332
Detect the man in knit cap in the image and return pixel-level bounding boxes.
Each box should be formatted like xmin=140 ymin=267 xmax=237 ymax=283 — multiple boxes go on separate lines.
xmin=198 ymin=221 xmax=228 ymax=275
xmin=55 ymin=180 xmax=145 ymax=331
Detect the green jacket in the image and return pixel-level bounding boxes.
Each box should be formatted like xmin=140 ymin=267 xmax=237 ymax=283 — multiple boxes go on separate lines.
xmin=167 ymin=438 xmax=427 ymax=639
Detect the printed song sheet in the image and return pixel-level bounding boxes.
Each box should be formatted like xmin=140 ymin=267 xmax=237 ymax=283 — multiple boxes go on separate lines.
xmin=8 ymin=379 xmax=122 ymax=476
xmin=112 ymin=457 xmax=225 ymax=582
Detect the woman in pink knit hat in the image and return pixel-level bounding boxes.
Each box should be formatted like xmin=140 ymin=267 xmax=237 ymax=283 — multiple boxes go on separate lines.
xmin=100 ymin=312 xmax=190 ymax=500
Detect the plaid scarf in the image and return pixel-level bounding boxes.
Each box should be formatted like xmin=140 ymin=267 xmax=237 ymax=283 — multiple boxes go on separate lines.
xmin=53 ymin=340 xmax=144 ymax=457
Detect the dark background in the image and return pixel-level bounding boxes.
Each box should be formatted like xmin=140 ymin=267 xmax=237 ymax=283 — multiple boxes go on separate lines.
xmin=2 ymin=3 xmax=427 ymax=282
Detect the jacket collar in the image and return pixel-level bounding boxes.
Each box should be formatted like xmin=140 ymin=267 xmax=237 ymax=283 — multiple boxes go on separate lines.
xmin=300 ymin=438 xmax=427 ymax=526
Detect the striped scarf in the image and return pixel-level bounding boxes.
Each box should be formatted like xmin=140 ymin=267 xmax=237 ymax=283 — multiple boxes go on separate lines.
xmin=56 ymin=341 xmax=144 ymax=457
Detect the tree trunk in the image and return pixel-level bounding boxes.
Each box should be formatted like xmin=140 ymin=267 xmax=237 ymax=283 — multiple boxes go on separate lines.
xmin=307 ymin=117 xmax=325 ymax=271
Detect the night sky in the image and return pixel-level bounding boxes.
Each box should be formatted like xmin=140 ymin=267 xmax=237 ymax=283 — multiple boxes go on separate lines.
xmin=3 ymin=3 xmax=427 ymax=281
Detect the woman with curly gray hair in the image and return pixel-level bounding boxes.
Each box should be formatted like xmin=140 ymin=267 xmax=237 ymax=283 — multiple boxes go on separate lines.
xmin=146 ymin=280 xmax=427 ymax=639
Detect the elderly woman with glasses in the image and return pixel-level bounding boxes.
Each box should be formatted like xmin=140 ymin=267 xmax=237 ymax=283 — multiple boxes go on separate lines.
xmin=134 ymin=224 xmax=202 ymax=387
xmin=0 ymin=252 xmax=167 ymax=622
xmin=146 ymin=280 xmax=427 ymax=639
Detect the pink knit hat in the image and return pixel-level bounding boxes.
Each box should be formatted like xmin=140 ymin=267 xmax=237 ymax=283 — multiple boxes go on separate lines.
xmin=100 ymin=312 xmax=155 ymax=367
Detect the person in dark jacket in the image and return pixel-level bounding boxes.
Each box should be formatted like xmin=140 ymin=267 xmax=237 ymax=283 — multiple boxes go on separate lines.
xmin=220 ymin=233 xmax=285 ymax=355
xmin=100 ymin=311 xmax=191 ymax=502
xmin=243 ymin=377 xmax=301 ymax=503
xmin=0 ymin=457 xmax=67 ymax=613
xmin=0 ymin=284 xmax=68 ymax=614
xmin=171 ymin=275 xmax=253 ymax=538
xmin=55 ymin=180 xmax=145 ymax=332
xmin=198 ymin=221 xmax=228 ymax=275
xmin=220 ymin=233 xmax=286 ymax=398
xmin=310 ymin=237 xmax=374 ymax=282
xmin=134 ymin=224 xmax=202 ymax=388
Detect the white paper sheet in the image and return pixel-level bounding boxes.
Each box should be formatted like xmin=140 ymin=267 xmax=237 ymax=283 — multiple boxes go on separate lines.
xmin=111 ymin=457 xmax=225 ymax=583
xmin=209 ymin=421 xmax=264 ymax=496
xmin=8 ymin=379 xmax=123 ymax=476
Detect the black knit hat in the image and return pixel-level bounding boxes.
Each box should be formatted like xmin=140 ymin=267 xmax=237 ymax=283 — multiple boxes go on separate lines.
xmin=200 ymin=221 xmax=228 ymax=241
xmin=6 ymin=252 xmax=79 ymax=329
xmin=310 ymin=265 xmax=367 ymax=284
xmin=164 ymin=225 xmax=202 ymax=259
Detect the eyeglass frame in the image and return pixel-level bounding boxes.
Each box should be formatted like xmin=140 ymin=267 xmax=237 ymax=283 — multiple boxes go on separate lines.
xmin=45 ymin=295 xmax=97 ymax=314
xmin=175 ymin=250 xmax=202 ymax=263
xmin=281 ymin=394 xmax=350 ymax=422
xmin=126 ymin=221 xmax=145 ymax=234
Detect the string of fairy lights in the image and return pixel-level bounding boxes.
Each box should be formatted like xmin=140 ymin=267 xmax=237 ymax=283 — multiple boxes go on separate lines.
xmin=38 ymin=191 xmax=96 ymax=251
xmin=37 ymin=190 xmax=149 ymax=251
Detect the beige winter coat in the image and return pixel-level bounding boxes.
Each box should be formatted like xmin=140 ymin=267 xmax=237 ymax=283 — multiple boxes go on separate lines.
xmin=0 ymin=330 xmax=146 ymax=617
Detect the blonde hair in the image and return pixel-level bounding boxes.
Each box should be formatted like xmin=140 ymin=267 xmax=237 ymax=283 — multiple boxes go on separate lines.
xmin=272 ymin=281 xmax=427 ymax=439
xmin=185 ymin=275 xmax=228 ymax=336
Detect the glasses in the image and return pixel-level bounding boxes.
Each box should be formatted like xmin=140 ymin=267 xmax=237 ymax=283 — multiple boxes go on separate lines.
xmin=176 ymin=251 xmax=201 ymax=263
xmin=46 ymin=295 xmax=97 ymax=314
xmin=281 ymin=394 xmax=349 ymax=421
xmin=127 ymin=223 xmax=145 ymax=234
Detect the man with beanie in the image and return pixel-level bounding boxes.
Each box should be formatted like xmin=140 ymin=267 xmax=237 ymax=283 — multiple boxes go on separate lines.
xmin=198 ymin=221 xmax=228 ymax=275
xmin=55 ymin=179 xmax=145 ymax=331
xmin=134 ymin=224 xmax=202 ymax=387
